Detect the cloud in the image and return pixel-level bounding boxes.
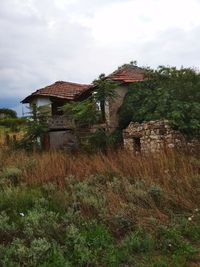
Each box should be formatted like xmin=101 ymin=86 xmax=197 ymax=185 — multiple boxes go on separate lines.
xmin=1 ymin=0 xmax=200 ymax=109
xmin=0 ymin=0 xmax=96 ymax=98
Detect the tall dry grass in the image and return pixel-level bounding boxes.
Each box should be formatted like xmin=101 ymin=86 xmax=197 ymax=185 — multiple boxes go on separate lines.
xmin=0 ymin=129 xmax=24 ymax=147
xmin=1 ymin=149 xmax=199 ymax=204
xmin=1 ymin=149 xmax=198 ymax=180
xmin=0 ymin=148 xmax=200 ymax=225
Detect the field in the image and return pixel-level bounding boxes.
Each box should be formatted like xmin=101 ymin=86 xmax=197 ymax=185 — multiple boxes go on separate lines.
xmin=0 ymin=147 xmax=200 ymax=267
xmin=0 ymin=126 xmax=24 ymax=147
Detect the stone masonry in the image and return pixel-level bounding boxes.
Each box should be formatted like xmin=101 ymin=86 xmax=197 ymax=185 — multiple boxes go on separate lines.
xmin=123 ymin=120 xmax=199 ymax=154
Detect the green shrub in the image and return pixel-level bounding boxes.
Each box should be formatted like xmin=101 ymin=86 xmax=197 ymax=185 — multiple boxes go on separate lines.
xmin=157 ymin=224 xmax=197 ymax=260
xmin=0 ymin=187 xmax=43 ymax=216
xmin=29 ymin=238 xmax=51 ymax=265
xmin=70 ymin=180 xmax=107 ymax=216
xmin=182 ymin=221 xmax=200 ymax=241
xmin=125 ymin=184 xmax=151 ymax=208
xmin=148 ymin=185 xmax=163 ymax=205
xmin=87 ymin=128 xmax=108 ymax=152
xmin=158 ymin=225 xmax=183 ymax=253
xmin=64 ymin=221 xmax=119 ymax=266
xmin=0 ymin=118 xmax=26 ymax=131
xmin=0 ymin=108 xmax=17 ymax=118
xmin=0 ymin=238 xmax=52 ymax=267
xmin=39 ymin=247 xmax=71 ymax=267
xmin=151 ymin=258 xmax=169 ymax=267
xmin=0 ymin=173 xmax=199 ymax=267
xmin=111 ymin=213 xmax=133 ymax=234
xmin=122 ymin=229 xmax=155 ymax=254
xmin=118 ymin=66 xmax=200 ymax=136
xmin=0 ymin=212 xmax=16 ymax=233
xmin=0 ymin=167 xmax=22 ymax=186
xmin=23 ymin=206 xmax=60 ymax=239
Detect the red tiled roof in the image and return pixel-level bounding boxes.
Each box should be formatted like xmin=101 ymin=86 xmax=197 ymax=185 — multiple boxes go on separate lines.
xmin=22 ymin=81 xmax=92 ymax=103
xmin=106 ymin=66 xmax=146 ymax=83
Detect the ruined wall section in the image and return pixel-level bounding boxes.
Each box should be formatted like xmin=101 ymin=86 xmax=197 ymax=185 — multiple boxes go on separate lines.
xmin=123 ymin=120 xmax=199 ymax=154
xmin=105 ymin=85 xmax=128 ymax=130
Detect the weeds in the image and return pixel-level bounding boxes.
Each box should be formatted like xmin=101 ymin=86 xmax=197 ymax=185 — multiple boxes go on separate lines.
xmin=0 ymin=149 xmax=199 ymax=266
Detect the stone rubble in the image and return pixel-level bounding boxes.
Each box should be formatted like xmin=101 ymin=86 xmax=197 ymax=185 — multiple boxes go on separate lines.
xmin=123 ymin=120 xmax=199 ymax=154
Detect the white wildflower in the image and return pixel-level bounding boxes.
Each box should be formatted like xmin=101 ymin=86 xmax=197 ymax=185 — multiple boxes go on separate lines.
xmin=188 ymin=217 xmax=192 ymax=221
xmin=19 ymin=212 xmax=25 ymax=217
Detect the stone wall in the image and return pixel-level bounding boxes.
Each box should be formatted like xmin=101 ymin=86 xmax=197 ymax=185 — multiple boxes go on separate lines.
xmin=123 ymin=120 xmax=199 ymax=154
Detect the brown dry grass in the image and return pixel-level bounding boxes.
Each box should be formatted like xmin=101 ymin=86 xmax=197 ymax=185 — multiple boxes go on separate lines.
xmin=0 ymin=128 xmax=24 ymax=147
xmin=1 ymin=149 xmax=199 ymax=214
xmin=0 ymin=148 xmax=200 ymax=266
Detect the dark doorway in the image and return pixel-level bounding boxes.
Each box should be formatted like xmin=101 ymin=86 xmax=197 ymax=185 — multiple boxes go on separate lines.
xmin=133 ymin=137 xmax=141 ymax=152
xmin=51 ymin=102 xmax=65 ymax=116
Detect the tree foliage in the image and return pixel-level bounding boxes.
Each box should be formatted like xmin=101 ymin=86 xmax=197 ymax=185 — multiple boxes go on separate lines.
xmin=119 ymin=66 xmax=200 ymax=136
xmin=0 ymin=118 xmax=26 ymax=131
xmin=62 ymin=98 xmax=100 ymax=127
xmin=16 ymin=104 xmax=49 ymax=151
xmin=93 ymin=74 xmax=117 ymax=122
xmin=62 ymin=75 xmax=117 ymax=127
xmin=0 ymin=108 xmax=17 ymax=118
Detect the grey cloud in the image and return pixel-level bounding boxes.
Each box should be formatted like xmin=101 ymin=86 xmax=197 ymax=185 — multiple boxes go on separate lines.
xmin=0 ymin=0 xmax=97 ymax=99
xmin=134 ymin=27 xmax=200 ymax=69
xmin=1 ymin=0 xmax=200 ymax=109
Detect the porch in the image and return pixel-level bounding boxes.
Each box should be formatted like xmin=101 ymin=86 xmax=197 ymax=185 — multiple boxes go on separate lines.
xmin=48 ymin=115 xmax=74 ymax=130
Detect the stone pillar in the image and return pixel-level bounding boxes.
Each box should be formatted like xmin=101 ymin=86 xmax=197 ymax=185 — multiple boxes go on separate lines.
xmin=123 ymin=137 xmax=134 ymax=151
xmin=105 ymin=86 xmax=128 ymax=131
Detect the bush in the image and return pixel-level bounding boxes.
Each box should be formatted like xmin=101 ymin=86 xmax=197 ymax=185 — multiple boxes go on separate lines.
xmin=118 ymin=66 xmax=200 ymax=136
xmin=122 ymin=229 xmax=155 ymax=253
xmin=64 ymin=221 xmax=119 ymax=266
xmin=0 ymin=108 xmax=17 ymax=119
xmin=0 ymin=167 xmax=22 ymax=186
xmin=148 ymin=185 xmax=164 ymax=205
xmin=0 ymin=118 xmax=26 ymax=131
xmin=0 ymin=150 xmax=199 ymax=267
xmin=0 ymin=238 xmax=52 ymax=266
xmin=0 ymin=187 xmax=43 ymax=216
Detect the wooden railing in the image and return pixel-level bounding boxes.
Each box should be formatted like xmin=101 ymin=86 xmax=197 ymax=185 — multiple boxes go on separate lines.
xmin=48 ymin=116 xmax=74 ymax=130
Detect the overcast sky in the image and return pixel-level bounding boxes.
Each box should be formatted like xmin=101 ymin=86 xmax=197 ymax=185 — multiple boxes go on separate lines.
xmin=1 ymin=0 xmax=200 ymax=114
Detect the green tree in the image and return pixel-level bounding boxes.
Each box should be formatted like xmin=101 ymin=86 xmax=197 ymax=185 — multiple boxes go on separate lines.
xmin=62 ymin=74 xmax=117 ymax=126
xmin=0 ymin=108 xmax=17 ymax=118
xmin=62 ymin=98 xmax=99 ymax=127
xmin=16 ymin=104 xmax=49 ymax=151
xmin=119 ymin=66 xmax=200 ymax=136
xmin=93 ymin=74 xmax=117 ymax=122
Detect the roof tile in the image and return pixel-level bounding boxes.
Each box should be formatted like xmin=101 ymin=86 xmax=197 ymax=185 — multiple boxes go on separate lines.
xmin=106 ymin=66 xmax=145 ymax=83
xmin=22 ymin=81 xmax=92 ymax=103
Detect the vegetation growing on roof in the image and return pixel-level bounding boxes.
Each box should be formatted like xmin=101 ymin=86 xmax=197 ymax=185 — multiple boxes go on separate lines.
xmin=119 ymin=66 xmax=200 ymax=136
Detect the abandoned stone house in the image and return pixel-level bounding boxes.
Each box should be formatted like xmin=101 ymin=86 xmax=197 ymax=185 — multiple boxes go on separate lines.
xmin=22 ymin=65 xmax=199 ymax=152
xmin=21 ymin=65 xmax=146 ymax=149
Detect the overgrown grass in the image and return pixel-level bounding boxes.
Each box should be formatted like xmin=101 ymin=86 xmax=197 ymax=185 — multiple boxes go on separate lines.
xmin=0 ymin=127 xmax=24 ymax=147
xmin=0 ymin=149 xmax=199 ymax=266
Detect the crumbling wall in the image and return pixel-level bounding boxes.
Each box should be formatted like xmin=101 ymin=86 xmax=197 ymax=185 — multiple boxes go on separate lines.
xmin=123 ymin=120 xmax=199 ymax=154
xmin=105 ymin=85 xmax=128 ymax=130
